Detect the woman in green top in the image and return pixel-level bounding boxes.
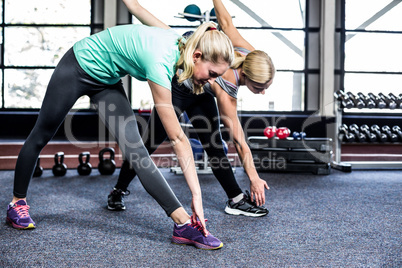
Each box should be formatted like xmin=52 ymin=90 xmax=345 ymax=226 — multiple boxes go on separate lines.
xmin=7 ymin=2 xmax=234 ymax=250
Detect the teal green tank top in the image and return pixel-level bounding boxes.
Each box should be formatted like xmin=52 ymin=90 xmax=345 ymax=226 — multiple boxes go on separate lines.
xmin=73 ymin=24 xmax=181 ymax=90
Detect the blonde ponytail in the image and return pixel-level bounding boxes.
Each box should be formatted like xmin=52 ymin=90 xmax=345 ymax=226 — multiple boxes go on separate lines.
xmin=176 ymin=22 xmax=234 ymax=94
xmin=242 ymin=50 xmax=275 ymax=84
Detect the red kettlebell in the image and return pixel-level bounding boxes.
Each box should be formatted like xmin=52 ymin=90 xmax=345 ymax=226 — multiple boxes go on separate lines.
xmin=276 ymin=127 xmax=291 ymax=139
xmin=264 ymin=126 xmax=277 ymax=138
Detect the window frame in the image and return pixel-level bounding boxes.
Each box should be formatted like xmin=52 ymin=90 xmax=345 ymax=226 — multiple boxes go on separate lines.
xmin=0 ymin=0 xmax=100 ymax=110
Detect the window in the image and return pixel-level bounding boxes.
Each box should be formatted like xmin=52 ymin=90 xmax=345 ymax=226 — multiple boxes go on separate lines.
xmin=1 ymin=0 xmax=92 ymax=109
xmin=129 ymin=0 xmax=306 ymax=112
xmin=342 ymin=0 xmax=402 ymax=114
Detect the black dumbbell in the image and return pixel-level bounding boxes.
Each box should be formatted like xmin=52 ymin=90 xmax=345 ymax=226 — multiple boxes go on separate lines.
xmin=367 ymin=93 xmax=386 ymax=109
xmin=381 ymin=126 xmax=398 ymax=142
xmin=33 ymin=158 xmax=43 ymax=177
xmin=98 ymin=147 xmax=116 ymax=175
xmin=349 ymin=124 xmax=367 ymax=142
xmin=388 ymin=93 xmax=402 ymax=109
xmin=334 ymin=90 xmax=354 ymax=109
xmin=360 ymin=124 xmax=377 ymax=142
xmin=392 ymin=126 xmax=402 ymax=141
xmin=378 ymin=93 xmax=397 ymax=109
xmin=339 ymin=124 xmax=355 ymax=142
xmin=77 ymin=152 xmax=92 ymax=176
xmin=52 ymin=152 xmax=67 ymax=176
xmin=357 ymin=92 xmax=376 ymax=109
xmin=346 ymin=92 xmax=365 ymax=109
xmin=370 ymin=125 xmax=388 ymax=142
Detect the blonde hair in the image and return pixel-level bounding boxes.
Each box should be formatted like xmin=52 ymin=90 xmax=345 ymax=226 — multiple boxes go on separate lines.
xmin=176 ymin=22 xmax=234 ymax=94
xmin=232 ymin=50 xmax=275 ymax=85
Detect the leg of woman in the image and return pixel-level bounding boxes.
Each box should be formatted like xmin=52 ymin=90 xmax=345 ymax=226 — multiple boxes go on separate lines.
xmin=8 ymin=48 xmax=88 ymax=229
xmin=13 ymin=49 xmax=89 ymax=199
xmin=90 ymin=83 xmax=185 ymax=218
xmin=185 ymin=93 xmax=243 ymax=199
xmin=113 ymin=105 xmax=170 ymax=192
xmin=107 ymin=106 xmax=172 ymax=211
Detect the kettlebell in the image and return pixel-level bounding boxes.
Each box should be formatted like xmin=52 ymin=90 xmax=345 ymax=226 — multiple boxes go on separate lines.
xmin=33 ymin=158 xmax=43 ymax=177
xmin=98 ymin=147 xmax=116 ymax=175
xmin=77 ymin=152 xmax=92 ymax=176
xmin=52 ymin=152 xmax=67 ymax=177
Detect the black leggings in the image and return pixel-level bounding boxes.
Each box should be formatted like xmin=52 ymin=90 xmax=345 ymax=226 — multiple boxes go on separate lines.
xmin=115 ymin=76 xmax=243 ymax=199
xmin=13 ymin=48 xmax=182 ymax=216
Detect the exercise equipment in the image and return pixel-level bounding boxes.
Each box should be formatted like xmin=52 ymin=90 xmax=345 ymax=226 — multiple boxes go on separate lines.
xmin=209 ymin=8 xmax=218 ymax=22
xmin=367 ymin=93 xmax=386 ymax=109
xmin=276 ymin=127 xmax=290 ymax=139
xmin=349 ymin=124 xmax=367 ymax=143
xmin=357 ymin=92 xmax=376 ymax=109
xmin=176 ymin=5 xmax=230 ymax=23
xmin=381 ymin=126 xmax=398 ymax=142
xmin=189 ymin=138 xmax=204 ymax=161
xmin=292 ymin=131 xmax=306 ymax=140
xmin=392 ymin=126 xmax=402 ymax=141
xmin=360 ymin=125 xmax=377 ymax=142
xmin=183 ymin=4 xmax=201 ymax=21
xmin=263 ymin=126 xmax=276 ymax=138
xmin=339 ymin=124 xmax=355 ymax=142
xmin=98 ymin=148 xmax=116 ymax=175
xmin=172 ymin=138 xmax=235 ymax=175
xmin=33 ymin=158 xmax=43 ymax=177
xmin=370 ymin=125 xmax=388 ymax=142
xmin=334 ymin=90 xmax=353 ymax=108
xmin=77 ymin=152 xmax=92 ymax=176
xmin=52 ymin=152 xmax=67 ymax=177
xmin=378 ymin=93 xmax=397 ymax=109
xmin=346 ymin=92 xmax=365 ymax=109
xmin=388 ymin=93 xmax=402 ymax=109
xmin=248 ymin=136 xmax=333 ymax=175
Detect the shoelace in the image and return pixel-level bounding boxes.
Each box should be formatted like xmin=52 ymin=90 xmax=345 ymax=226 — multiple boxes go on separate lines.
xmin=244 ymin=190 xmax=258 ymax=207
xmin=113 ymin=189 xmax=130 ymax=196
xmin=14 ymin=204 xmax=30 ymax=218
xmin=191 ymin=219 xmax=209 ymax=236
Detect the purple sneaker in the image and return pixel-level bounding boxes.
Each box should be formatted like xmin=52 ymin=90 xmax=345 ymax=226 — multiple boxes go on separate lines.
xmin=171 ymin=220 xmax=223 ymax=250
xmin=6 ymin=200 xmax=36 ymax=229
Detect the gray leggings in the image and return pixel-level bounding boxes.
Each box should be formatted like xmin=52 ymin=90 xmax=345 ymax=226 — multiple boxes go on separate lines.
xmin=13 ymin=48 xmax=182 ymax=216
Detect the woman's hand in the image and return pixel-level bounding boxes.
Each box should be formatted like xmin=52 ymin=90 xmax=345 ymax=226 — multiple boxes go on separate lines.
xmin=249 ymin=177 xmax=269 ymax=206
xmin=191 ymin=195 xmax=208 ymax=236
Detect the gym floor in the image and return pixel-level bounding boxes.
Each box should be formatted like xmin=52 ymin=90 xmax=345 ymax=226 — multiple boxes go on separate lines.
xmin=1 ymin=167 xmax=400 ymax=267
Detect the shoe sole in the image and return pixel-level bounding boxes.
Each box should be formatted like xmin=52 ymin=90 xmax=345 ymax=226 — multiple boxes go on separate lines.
xmin=224 ymin=206 xmax=268 ymax=217
xmin=171 ymin=236 xmax=223 ymax=250
xmin=6 ymin=217 xmax=36 ymax=230
xmin=107 ymin=205 xmax=126 ymax=211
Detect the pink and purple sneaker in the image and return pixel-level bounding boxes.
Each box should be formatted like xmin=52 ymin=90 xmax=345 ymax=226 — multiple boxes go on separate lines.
xmin=171 ymin=220 xmax=223 ymax=250
xmin=6 ymin=200 xmax=36 ymax=229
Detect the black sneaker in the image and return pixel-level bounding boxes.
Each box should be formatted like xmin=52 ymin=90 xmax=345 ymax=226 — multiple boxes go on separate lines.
xmin=224 ymin=191 xmax=269 ymax=217
xmin=107 ymin=188 xmax=130 ymax=211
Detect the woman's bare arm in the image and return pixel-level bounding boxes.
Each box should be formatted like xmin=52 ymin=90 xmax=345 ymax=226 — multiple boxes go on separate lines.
xmin=122 ymin=0 xmax=170 ymax=29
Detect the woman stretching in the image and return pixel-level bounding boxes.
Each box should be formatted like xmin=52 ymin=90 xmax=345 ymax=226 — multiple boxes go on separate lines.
xmin=108 ymin=0 xmax=275 ymax=218
xmin=6 ymin=0 xmax=234 ymax=250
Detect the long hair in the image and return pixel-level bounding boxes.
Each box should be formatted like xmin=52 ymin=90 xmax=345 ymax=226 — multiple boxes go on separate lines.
xmin=232 ymin=50 xmax=275 ymax=85
xmin=176 ymin=22 xmax=234 ymax=94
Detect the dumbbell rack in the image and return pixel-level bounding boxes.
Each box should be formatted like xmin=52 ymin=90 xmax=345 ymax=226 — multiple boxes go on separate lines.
xmin=247 ymin=136 xmax=333 ymax=175
xmin=334 ymin=91 xmax=402 ymax=169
